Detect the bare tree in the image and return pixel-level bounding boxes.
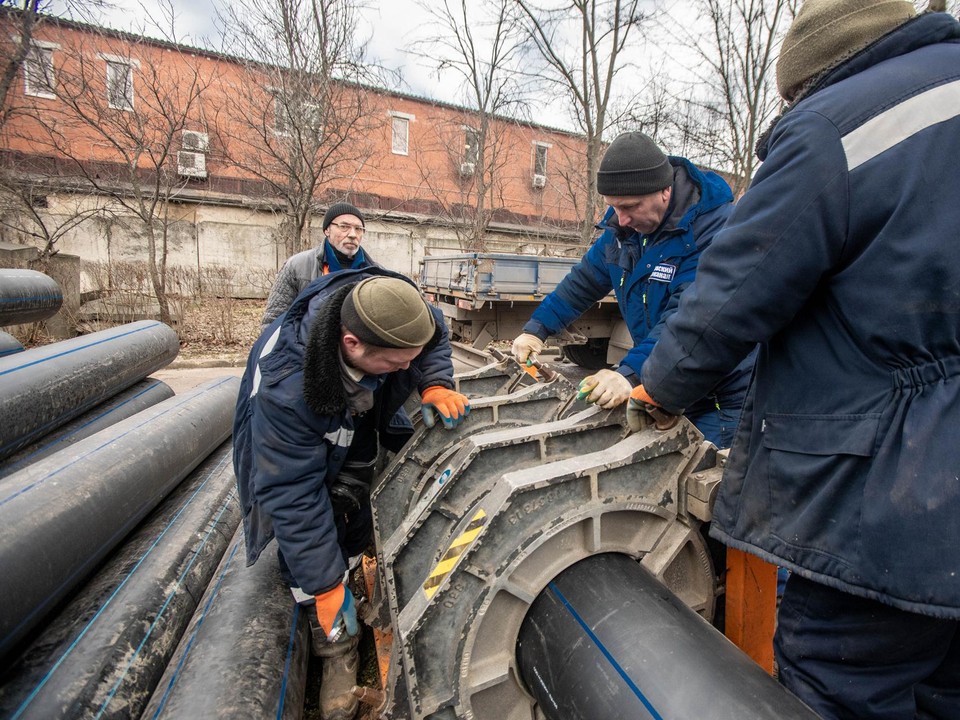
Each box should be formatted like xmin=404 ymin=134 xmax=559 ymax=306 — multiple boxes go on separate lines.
xmin=217 ymin=0 xmax=386 ymax=259
xmin=18 ymin=11 xmax=215 ymax=323
xmin=407 ymin=0 xmax=531 ymax=250
xmin=515 ymin=0 xmax=654 ymax=244
xmin=660 ymin=0 xmax=797 ymax=195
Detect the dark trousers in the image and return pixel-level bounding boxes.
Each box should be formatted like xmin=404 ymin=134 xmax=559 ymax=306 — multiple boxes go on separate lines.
xmin=775 ymin=574 xmax=960 ymax=719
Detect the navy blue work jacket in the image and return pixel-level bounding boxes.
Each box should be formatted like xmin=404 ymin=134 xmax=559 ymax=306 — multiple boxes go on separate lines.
xmin=642 ymin=13 xmax=960 ymax=618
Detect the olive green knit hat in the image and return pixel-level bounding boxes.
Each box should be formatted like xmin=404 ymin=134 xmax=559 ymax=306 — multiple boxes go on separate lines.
xmin=776 ymin=0 xmax=916 ymax=102
xmin=341 ymin=277 xmax=435 ymax=349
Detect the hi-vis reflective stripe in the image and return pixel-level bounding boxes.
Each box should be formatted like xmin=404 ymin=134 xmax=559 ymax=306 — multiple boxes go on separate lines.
xmin=422 ymin=509 xmax=487 ymax=600
xmin=842 ymin=79 xmax=960 ymax=171
xmin=250 ymin=325 xmax=282 ymax=397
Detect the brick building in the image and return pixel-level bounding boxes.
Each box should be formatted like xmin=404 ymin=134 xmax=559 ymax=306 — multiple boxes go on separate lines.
xmin=0 ymin=11 xmax=593 ymax=300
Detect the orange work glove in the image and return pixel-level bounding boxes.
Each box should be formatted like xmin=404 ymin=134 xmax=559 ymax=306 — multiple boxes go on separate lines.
xmin=420 ymin=386 xmax=471 ymax=430
xmin=315 ymin=582 xmax=359 ymax=641
xmin=626 ymin=384 xmax=658 ymax=433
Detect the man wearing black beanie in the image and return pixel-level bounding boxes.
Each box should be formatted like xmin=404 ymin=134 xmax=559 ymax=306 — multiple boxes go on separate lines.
xmin=512 ymin=131 xmax=754 ymax=448
xmin=262 ymin=202 xmax=378 ymax=327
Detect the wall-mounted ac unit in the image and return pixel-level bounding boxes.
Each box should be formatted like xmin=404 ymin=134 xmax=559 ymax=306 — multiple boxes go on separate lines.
xmin=177 ymin=151 xmax=207 ymax=178
xmin=182 ymin=130 xmax=209 ymax=152
xmin=532 ymin=174 xmax=546 ymax=189
xmin=459 ymin=161 xmax=476 ymax=177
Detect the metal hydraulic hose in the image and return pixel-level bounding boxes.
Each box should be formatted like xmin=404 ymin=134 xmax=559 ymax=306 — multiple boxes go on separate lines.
xmin=0 ymin=377 xmax=174 ymax=478
xmin=0 ymin=442 xmax=241 ymax=720
xmin=0 ymin=319 xmax=179 ymax=462
xmin=517 ymin=552 xmax=818 ymax=720
xmin=0 ymin=376 xmax=238 ymax=661
xmin=0 ymin=269 xmax=62 ymax=327
xmin=142 ymin=532 xmax=310 ymax=720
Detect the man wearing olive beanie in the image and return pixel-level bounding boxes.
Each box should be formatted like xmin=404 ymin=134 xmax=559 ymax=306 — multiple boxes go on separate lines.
xmin=513 ymin=130 xmax=755 ymax=449
xmin=636 ymin=2 xmax=960 ymax=718
xmin=235 ymin=268 xmax=469 ymax=720
xmin=262 ymin=201 xmax=379 ymax=327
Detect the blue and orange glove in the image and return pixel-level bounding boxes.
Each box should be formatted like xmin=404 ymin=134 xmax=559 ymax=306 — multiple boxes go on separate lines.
xmin=626 ymin=384 xmax=667 ymax=433
xmin=315 ymin=582 xmax=359 ymax=641
xmin=420 ymin=386 xmax=471 ymax=430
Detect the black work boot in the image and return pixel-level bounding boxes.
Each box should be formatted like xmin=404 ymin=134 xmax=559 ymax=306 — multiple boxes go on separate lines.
xmin=315 ymin=634 xmax=360 ymax=720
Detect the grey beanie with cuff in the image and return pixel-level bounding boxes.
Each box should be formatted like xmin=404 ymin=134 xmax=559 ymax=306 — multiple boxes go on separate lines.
xmin=340 ymin=277 xmax=435 ymax=349
xmin=596 ymin=132 xmax=674 ymax=197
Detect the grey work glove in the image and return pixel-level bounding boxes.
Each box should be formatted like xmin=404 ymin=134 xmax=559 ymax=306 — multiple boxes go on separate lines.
xmin=577 ymin=369 xmax=632 ymax=409
xmin=511 ymin=333 xmax=544 ymax=365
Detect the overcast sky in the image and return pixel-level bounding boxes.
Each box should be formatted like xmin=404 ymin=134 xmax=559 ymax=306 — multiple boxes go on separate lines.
xmin=51 ymin=0 xmax=461 ymax=106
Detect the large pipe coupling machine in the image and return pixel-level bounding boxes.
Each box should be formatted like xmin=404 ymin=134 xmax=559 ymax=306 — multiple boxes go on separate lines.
xmin=365 ymin=355 xmax=816 ymax=720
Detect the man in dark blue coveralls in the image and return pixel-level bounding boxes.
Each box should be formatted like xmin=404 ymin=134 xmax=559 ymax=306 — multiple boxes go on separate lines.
xmin=512 ymin=131 xmax=754 ymax=448
xmin=632 ymin=1 xmax=960 ymax=717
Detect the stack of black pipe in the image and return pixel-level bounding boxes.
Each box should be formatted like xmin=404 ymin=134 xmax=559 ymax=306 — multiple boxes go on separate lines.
xmin=0 ymin=276 xmax=308 ymax=719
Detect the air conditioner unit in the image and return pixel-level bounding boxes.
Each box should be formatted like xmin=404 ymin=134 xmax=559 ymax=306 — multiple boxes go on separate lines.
xmin=181 ymin=130 xmax=209 ymax=152
xmin=459 ymin=161 xmax=475 ymax=177
xmin=532 ymin=174 xmax=546 ymax=189
xmin=177 ymin=150 xmax=207 ymax=178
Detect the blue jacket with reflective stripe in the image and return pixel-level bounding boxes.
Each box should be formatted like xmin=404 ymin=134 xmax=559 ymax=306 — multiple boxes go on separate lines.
xmin=234 ymin=267 xmax=455 ymax=595
xmin=524 ymin=158 xmax=752 ymax=414
xmin=642 ymin=13 xmax=960 ymax=617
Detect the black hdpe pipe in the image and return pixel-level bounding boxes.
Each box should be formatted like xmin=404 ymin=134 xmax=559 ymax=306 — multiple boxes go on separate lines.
xmin=0 ymin=269 xmax=62 ymax=327
xmin=0 ymin=377 xmax=174 ymax=478
xmin=0 ymin=319 xmax=179 ymax=462
xmin=0 ymin=442 xmax=241 ymax=720
xmin=0 ymin=331 xmax=23 ymax=358
xmin=142 ymin=531 xmax=310 ymax=720
xmin=517 ymin=553 xmax=818 ymax=720
xmin=0 ymin=376 xmax=239 ymax=661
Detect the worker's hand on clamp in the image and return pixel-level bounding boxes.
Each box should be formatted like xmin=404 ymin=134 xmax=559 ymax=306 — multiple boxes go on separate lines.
xmin=626 ymin=384 xmax=679 ymax=433
xmin=511 ymin=333 xmax=544 ymax=366
xmin=420 ymin=386 xmax=471 ymax=430
xmin=577 ymin=369 xmax=632 ymax=409
xmin=315 ymin=582 xmax=359 ymax=642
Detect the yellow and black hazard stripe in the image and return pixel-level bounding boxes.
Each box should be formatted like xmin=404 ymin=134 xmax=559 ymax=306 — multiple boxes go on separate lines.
xmin=422 ymin=509 xmax=487 ymax=600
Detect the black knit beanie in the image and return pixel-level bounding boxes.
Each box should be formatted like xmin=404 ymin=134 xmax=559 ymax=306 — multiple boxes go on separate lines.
xmin=322 ymin=202 xmax=365 ymax=231
xmin=596 ymin=132 xmax=674 ymax=196
xmin=341 ymin=277 xmax=435 ymax=349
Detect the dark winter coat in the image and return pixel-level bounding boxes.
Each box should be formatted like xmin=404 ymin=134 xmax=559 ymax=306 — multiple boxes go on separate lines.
xmin=641 ymin=13 xmax=960 ymax=617
xmin=234 ymin=267 xmax=455 ymax=595
xmin=261 ymin=240 xmax=378 ymax=326
xmin=523 ymin=158 xmax=753 ymax=416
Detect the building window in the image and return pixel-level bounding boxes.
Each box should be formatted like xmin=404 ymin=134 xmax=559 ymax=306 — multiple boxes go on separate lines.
xmin=533 ymin=142 xmax=549 ymax=177
xmin=24 ymin=43 xmax=56 ymax=98
xmin=463 ymin=128 xmax=479 ymax=165
xmin=105 ymin=60 xmax=134 ymax=111
xmin=389 ymin=111 xmax=414 ymax=155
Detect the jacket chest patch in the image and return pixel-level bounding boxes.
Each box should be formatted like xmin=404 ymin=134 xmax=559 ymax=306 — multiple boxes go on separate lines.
xmin=649 ymin=263 xmax=676 ymax=283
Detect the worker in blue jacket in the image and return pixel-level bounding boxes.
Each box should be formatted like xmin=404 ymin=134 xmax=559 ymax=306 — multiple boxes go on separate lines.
xmin=234 ymin=268 xmax=469 ymax=720
xmin=512 ymin=131 xmax=754 ymax=447
xmin=633 ymin=3 xmax=960 ymax=717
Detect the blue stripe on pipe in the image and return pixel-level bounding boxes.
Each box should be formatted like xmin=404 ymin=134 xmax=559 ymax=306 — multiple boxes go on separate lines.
xmin=1 ymin=379 xmax=166 ymax=475
xmin=277 ymin=602 xmax=301 ymax=720
xmin=0 ymin=321 xmax=162 ymax=377
xmin=548 ymin=581 xmax=664 ymax=720
xmin=0 ymin=377 xmax=234 ymax=507
xmin=0 ymin=295 xmax=60 ymax=304
xmin=146 ymin=539 xmax=242 ymax=719
xmin=8 ymin=454 xmax=233 ymax=719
